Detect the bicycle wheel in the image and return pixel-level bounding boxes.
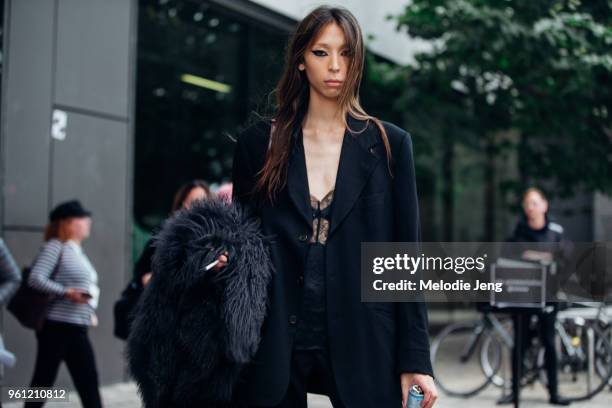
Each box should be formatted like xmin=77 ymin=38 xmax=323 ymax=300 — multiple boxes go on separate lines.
xmin=481 ymin=331 xmax=507 ymax=388
xmin=481 ymin=319 xmax=513 ymax=389
xmin=597 ymin=324 xmax=612 ymax=388
xmin=538 ymin=320 xmax=612 ymax=401
xmin=482 ymin=340 xmax=543 ymax=391
xmin=431 ymin=321 xmax=500 ymax=397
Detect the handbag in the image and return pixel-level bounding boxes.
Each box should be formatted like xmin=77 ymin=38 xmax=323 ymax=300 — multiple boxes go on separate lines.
xmin=113 ymin=279 xmax=143 ymax=340
xmin=7 ymin=247 xmax=63 ymax=331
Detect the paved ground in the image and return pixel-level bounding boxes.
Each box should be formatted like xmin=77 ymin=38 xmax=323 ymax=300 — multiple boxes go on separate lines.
xmin=3 ymin=380 xmax=611 ymax=407
xmin=5 ymin=309 xmax=612 ymax=407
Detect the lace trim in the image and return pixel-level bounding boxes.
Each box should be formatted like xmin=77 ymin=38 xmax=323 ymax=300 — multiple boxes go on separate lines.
xmin=309 ymin=189 xmax=334 ymax=210
xmin=309 ymin=189 xmax=334 ymax=244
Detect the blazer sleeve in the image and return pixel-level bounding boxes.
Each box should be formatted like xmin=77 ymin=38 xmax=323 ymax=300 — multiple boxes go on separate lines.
xmin=392 ymin=130 xmax=434 ymax=377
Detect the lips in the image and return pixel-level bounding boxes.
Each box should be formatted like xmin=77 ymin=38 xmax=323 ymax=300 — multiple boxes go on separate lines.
xmin=324 ymin=80 xmax=343 ymax=87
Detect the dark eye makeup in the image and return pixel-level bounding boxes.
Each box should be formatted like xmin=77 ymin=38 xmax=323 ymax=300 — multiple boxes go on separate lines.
xmin=311 ymin=49 xmax=352 ymax=57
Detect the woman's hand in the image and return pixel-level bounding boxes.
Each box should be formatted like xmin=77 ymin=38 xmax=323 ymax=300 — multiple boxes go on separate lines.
xmin=213 ymin=251 xmax=229 ymax=272
xmin=401 ymin=372 xmax=438 ymax=408
xmin=64 ymin=288 xmax=90 ymax=304
xmin=141 ymin=272 xmax=152 ymax=286
xmin=521 ymin=249 xmax=553 ymax=263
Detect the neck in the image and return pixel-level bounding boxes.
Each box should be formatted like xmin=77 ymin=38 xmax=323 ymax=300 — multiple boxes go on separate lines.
xmin=303 ymin=90 xmax=344 ymax=133
xmin=69 ymin=237 xmax=83 ymax=245
xmin=527 ymin=216 xmax=546 ymax=230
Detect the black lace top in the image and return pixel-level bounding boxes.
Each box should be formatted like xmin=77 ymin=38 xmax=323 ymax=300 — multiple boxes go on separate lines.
xmin=293 ymin=189 xmax=334 ymax=350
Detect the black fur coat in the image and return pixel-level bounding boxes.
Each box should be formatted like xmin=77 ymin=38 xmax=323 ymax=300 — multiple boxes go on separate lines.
xmin=126 ymin=199 xmax=273 ymax=408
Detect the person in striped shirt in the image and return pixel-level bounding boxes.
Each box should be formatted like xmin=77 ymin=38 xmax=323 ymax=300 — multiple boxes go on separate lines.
xmin=26 ymin=200 xmax=102 ymax=408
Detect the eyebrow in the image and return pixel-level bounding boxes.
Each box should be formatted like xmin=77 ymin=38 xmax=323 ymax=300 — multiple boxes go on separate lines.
xmin=312 ymin=42 xmax=348 ymax=48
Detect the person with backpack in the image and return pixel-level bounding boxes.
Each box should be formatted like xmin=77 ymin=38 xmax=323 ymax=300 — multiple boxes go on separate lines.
xmin=113 ymin=180 xmax=211 ymax=340
xmin=25 ymin=200 xmax=102 ymax=408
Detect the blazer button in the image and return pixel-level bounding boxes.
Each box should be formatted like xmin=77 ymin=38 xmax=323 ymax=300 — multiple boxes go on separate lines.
xmin=297 ymin=275 xmax=304 ymax=286
xmin=289 ymin=315 xmax=297 ymax=325
xmin=298 ymin=233 xmax=308 ymax=242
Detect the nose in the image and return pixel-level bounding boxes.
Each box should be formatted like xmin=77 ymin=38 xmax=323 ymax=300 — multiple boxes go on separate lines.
xmin=329 ymin=53 xmax=340 ymax=73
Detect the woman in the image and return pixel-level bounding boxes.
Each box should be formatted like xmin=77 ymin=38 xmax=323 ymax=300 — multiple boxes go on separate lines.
xmin=26 ymin=200 xmax=102 ymax=408
xmin=500 ymin=188 xmax=570 ymax=406
xmin=136 ymin=180 xmax=211 ymax=287
xmin=114 ymin=180 xmax=211 ymax=340
xmin=228 ymin=6 xmax=436 ymax=408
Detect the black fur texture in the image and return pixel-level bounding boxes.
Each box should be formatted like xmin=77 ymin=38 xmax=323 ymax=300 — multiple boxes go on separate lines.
xmin=127 ymin=199 xmax=273 ymax=408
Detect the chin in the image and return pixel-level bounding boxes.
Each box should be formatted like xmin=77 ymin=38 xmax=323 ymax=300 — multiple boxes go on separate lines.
xmin=322 ymin=90 xmax=341 ymax=100
xmin=312 ymin=85 xmax=340 ymax=99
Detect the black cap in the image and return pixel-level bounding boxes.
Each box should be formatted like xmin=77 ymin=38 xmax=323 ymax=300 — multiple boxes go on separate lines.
xmin=49 ymin=200 xmax=92 ymax=222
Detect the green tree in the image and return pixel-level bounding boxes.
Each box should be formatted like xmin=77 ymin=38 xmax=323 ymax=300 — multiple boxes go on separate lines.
xmin=375 ymin=0 xmax=611 ymax=239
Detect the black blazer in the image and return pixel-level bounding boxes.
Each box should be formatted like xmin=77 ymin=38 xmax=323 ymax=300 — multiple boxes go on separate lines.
xmin=231 ymin=114 xmax=433 ymax=407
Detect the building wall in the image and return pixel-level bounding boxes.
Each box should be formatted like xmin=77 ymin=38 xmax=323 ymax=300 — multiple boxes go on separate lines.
xmin=594 ymin=193 xmax=612 ymax=241
xmin=0 ymin=0 xmax=136 ymax=393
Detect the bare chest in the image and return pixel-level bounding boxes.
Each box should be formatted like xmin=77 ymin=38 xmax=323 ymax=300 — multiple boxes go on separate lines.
xmin=302 ymin=132 xmax=343 ymax=201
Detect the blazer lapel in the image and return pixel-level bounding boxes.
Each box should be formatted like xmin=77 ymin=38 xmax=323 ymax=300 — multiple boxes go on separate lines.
xmin=286 ymin=127 xmax=313 ymax=227
xmin=328 ymin=115 xmax=383 ymax=239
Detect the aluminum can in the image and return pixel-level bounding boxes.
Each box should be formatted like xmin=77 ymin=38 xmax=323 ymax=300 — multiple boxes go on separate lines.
xmin=407 ymin=384 xmax=424 ymax=408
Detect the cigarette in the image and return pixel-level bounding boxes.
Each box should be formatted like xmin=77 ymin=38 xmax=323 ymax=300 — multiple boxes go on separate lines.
xmin=205 ymin=259 xmax=220 ymax=271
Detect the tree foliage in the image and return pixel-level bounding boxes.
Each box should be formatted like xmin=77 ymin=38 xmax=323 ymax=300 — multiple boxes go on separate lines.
xmin=386 ymin=0 xmax=611 ymax=197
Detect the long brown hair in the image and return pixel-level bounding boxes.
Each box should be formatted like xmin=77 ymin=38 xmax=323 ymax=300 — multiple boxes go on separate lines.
xmin=171 ymin=180 xmax=211 ymax=213
xmin=255 ymin=5 xmax=393 ymax=202
xmin=44 ymin=220 xmax=71 ymax=242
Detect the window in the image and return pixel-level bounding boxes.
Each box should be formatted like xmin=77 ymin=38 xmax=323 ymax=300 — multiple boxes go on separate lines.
xmin=135 ymin=0 xmax=287 ymax=231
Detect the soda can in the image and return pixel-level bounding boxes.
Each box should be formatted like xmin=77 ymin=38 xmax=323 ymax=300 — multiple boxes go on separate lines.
xmin=407 ymin=384 xmax=424 ymax=408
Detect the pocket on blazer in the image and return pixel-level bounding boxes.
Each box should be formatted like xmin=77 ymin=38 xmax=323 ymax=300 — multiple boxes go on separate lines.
xmin=364 ymin=303 xmax=396 ymax=334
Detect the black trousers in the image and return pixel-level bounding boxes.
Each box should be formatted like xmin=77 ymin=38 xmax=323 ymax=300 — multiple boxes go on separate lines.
xmin=512 ymin=310 xmax=560 ymax=398
xmin=25 ymin=320 xmax=102 ymax=408
xmin=252 ymin=349 xmax=346 ymax=408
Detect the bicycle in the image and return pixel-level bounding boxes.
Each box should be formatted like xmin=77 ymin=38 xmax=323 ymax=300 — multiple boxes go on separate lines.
xmin=432 ymin=303 xmax=612 ymax=401
xmin=430 ymin=310 xmax=512 ymax=397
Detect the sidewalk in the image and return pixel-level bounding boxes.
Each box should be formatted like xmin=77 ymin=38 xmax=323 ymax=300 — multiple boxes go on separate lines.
xmin=3 ymin=381 xmax=611 ymax=407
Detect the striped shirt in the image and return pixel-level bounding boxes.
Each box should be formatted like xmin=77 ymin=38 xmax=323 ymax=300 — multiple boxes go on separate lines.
xmin=0 ymin=238 xmax=21 ymax=306
xmin=28 ymin=239 xmax=99 ymax=327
